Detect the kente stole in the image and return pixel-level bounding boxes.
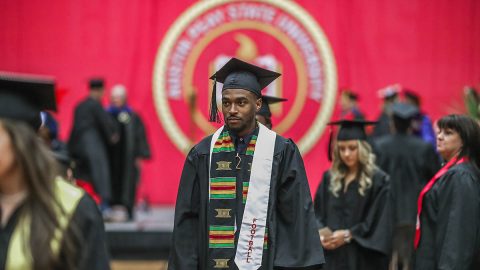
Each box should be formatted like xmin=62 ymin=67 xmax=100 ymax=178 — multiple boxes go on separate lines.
xmin=208 ymin=124 xmax=276 ymax=270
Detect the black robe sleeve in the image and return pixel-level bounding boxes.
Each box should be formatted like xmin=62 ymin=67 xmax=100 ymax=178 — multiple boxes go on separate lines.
xmin=168 ymin=147 xmax=201 ymax=269
xmin=313 ymin=171 xmax=330 ymax=229
xmin=92 ymin=101 xmax=117 ymax=144
xmin=133 ymin=114 xmax=151 ymax=159
xmin=349 ymin=171 xmax=392 ymax=254
xmin=273 ymin=140 xmax=325 ymax=269
xmin=65 ymin=194 xmax=111 ymax=270
xmin=434 ymin=170 xmax=480 ymax=269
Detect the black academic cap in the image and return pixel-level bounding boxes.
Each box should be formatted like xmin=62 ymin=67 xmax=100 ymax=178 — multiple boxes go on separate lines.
xmin=89 ymin=77 xmax=104 ymax=89
xmin=392 ymin=102 xmax=419 ymax=120
xmin=208 ymin=58 xmax=281 ymax=122
xmin=0 ymin=71 xmax=56 ymax=129
xmin=328 ymin=119 xmax=377 ymax=141
xmin=257 ymin=95 xmax=288 ymax=118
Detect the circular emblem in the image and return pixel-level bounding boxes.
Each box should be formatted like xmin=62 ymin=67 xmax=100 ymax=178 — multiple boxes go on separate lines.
xmin=153 ymin=0 xmax=337 ymax=154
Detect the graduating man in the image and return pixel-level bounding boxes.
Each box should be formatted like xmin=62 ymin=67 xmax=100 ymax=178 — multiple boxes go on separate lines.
xmin=169 ymin=58 xmax=324 ymax=269
xmin=373 ymin=102 xmax=440 ymax=269
xmin=255 ymin=95 xmax=287 ymax=129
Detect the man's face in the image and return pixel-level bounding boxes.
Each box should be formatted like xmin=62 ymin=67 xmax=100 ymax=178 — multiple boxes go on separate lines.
xmin=111 ymin=93 xmax=126 ymax=107
xmin=222 ymin=89 xmax=261 ymax=136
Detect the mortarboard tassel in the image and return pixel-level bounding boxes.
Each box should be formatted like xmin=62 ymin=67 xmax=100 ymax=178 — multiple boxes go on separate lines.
xmin=209 ymin=76 xmax=221 ymax=123
xmin=327 ymin=126 xmax=334 ymax=162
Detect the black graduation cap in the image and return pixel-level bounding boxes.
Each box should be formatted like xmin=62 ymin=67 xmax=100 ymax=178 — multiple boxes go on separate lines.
xmin=89 ymin=77 xmax=104 ymax=89
xmin=208 ymin=58 xmax=281 ymax=122
xmin=257 ymin=95 xmax=288 ymax=118
xmin=328 ymin=119 xmax=377 ymax=141
xmin=0 ymin=71 xmax=56 ymax=129
xmin=392 ymin=102 xmax=419 ymax=120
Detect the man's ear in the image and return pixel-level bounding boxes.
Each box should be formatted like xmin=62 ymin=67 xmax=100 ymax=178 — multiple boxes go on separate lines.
xmin=256 ymin=97 xmax=262 ymax=113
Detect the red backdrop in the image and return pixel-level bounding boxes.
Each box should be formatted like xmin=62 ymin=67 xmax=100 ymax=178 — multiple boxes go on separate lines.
xmin=1 ymin=0 xmax=479 ymax=204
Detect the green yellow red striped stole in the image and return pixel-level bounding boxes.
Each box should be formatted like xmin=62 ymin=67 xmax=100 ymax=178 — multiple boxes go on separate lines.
xmin=245 ymin=135 xmax=257 ymax=155
xmin=213 ymin=131 xmax=235 ymax=153
xmin=242 ymin=182 xmax=249 ymax=203
xmin=208 ymin=128 xmax=261 ymax=269
xmin=209 ymin=225 xmax=235 ymax=248
xmin=211 ymin=177 xmax=236 ymax=199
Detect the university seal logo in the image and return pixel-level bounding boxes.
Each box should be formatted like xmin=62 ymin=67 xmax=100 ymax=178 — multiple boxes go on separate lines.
xmin=153 ymin=0 xmax=337 ymax=154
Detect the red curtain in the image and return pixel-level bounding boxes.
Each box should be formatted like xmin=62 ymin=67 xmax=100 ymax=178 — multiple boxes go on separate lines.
xmin=1 ymin=0 xmax=479 ymax=204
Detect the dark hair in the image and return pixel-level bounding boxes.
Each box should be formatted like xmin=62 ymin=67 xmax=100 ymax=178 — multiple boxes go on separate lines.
xmin=404 ymin=90 xmax=420 ymax=106
xmin=0 ymin=119 xmax=79 ymax=269
xmin=392 ymin=115 xmax=411 ymax=134
xmin=437 ymin=114 xmax=480 ymax=168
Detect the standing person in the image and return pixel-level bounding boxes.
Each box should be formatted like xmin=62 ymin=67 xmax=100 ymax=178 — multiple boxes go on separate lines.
xmin=371 ymin=84 xmax=400 ymax=138
xmin=314 ymin=119 xmax=392 ymax=270
xmin=374 ymin=103 xmax=440 ymax=270
xmin=68 ymin=78 xmax=118 ymax=214
xmin=0 ymin=73 xmax=110 ymax=269
xmin=169 ymin=58 xmax=324 ymax=269
xmin=255 ymin=95 xmax=287 ymax=129
xmin=403 ymin=90 xmax=436 ymax=149
xmin=339 ymin=88 xmax=365 ymax=120
xmin=107 ymin=84 xmax=151 ymax=220
xmin=414 ymin=114 xmax=480 ymax=269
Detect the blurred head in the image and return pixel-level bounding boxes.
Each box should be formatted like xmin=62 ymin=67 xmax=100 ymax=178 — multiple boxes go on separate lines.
xmin=89 ymin=78 xmax=105 ymax=100
xmin=110 ymin=84 xmax=127 ymax=107
xmin=404 ymin=90 xmax=420 ymax=108
xmin=437 ymin=114 xmax=480 ymax=165
xmin=340 ymin=90 xmax=358 ymax=111
xmin=221 ymin=88 xmax=261 ymax=136
xmin=330 ymin=139 xmax=375 ymax=197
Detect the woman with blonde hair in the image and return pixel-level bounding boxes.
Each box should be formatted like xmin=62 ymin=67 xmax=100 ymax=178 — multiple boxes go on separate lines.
xmin=314 ymin=120 xmax=392 ymax=270
xmin=0 ymin=74 xmax=110 ymax=270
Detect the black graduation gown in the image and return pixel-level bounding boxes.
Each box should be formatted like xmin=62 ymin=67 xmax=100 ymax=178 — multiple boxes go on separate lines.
xmin=374 ymin=134 xmax=440 ymax=226
xmin=0 ymin=194 xmax=111 ymax=270
xmin=108 ymin=111 xmax=150 ymax=215
xmin=371 ymin=112 xmax=391 ymax=138
xmin=68 ymin=97 xmax=118 ymax=202
xmin=414 ymin=162 xmax=480 ymax=270
xmin=314 ymin=170 xmax=391 ymax=270
xmin=168 ymin=134 xmax=325 ymax=270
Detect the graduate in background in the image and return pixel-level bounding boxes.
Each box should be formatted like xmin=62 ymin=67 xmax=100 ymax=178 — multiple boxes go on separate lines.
xmin=373 ymin=103 xmax=440 ymax=270
xmin=314 ymin=120 xmax=392 ymax=270
xmin=371 ymin=84 xmax=400 ymax=138
xmin=414 ymin=114 xmax=480 ymax=269
xmin=0 ymin=72 xmax=110 ymax=270
xmin=68 ymin=78 xmax=118 ymax=214
xmin=255 ymin=95 xmax=287 ymax=129
xmin=169 ymin=58 xmax=324 ymax=269
xmin=339 ymin=88 xmax=364 ymax=120
xmin=403 ymin=90 xmax=436 ymax=149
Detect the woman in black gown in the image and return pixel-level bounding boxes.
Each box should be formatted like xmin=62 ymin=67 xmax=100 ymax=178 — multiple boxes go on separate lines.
xmin=0 ymin=74 xmax=110 ymax=270
xmin=314 ymin=120 xmax=392 ymax=270
xmin=414 ymin=114 xmax=480 ymax=269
